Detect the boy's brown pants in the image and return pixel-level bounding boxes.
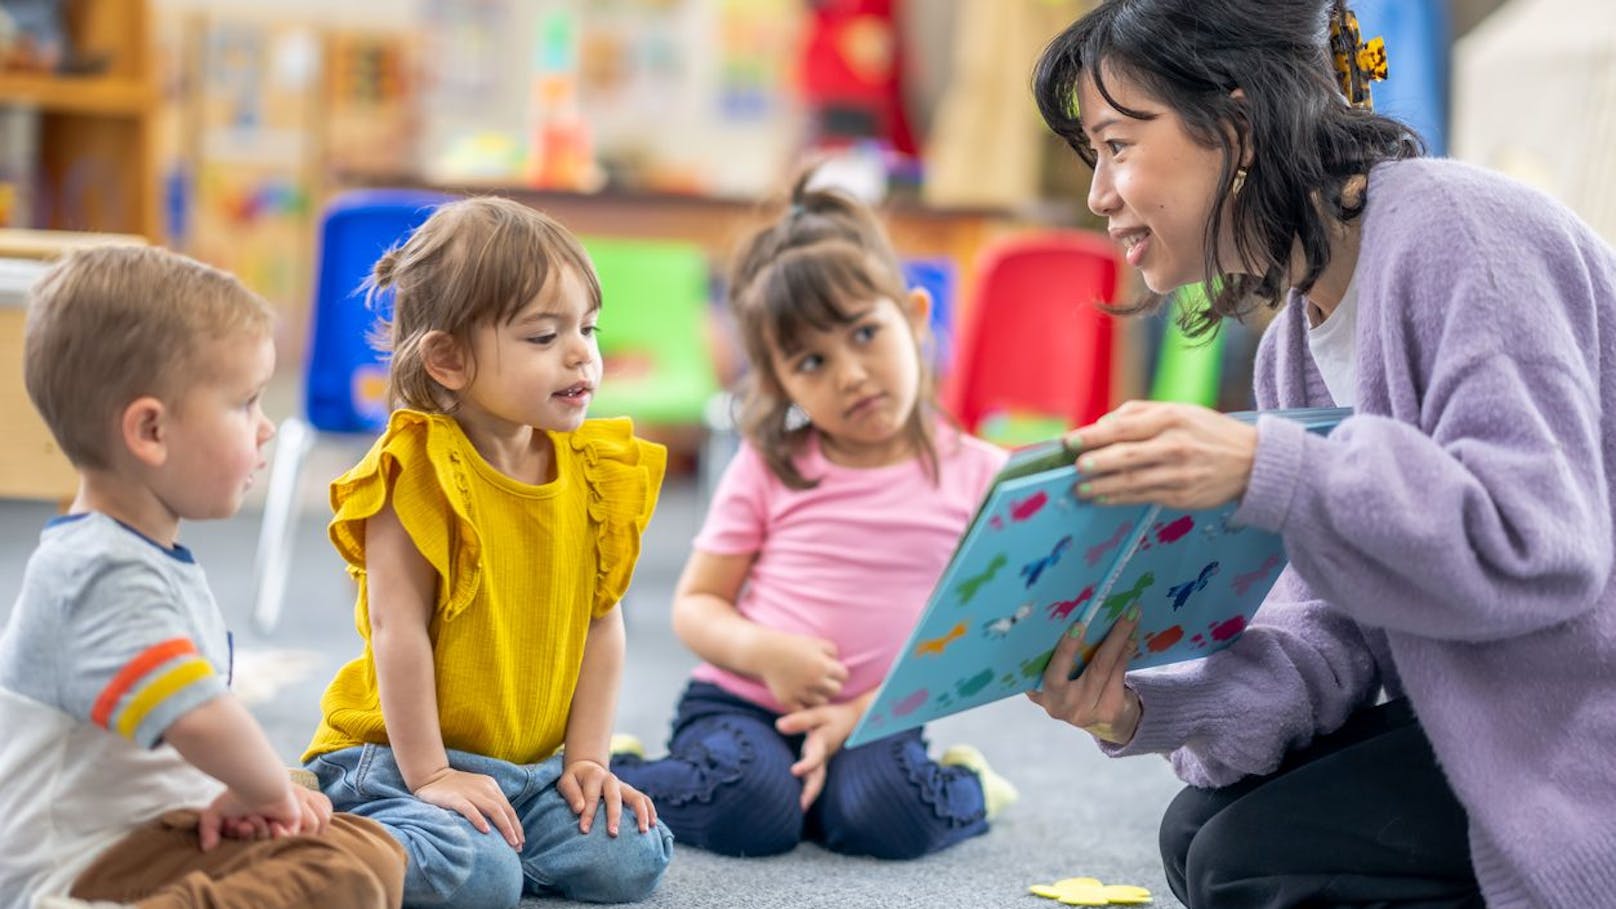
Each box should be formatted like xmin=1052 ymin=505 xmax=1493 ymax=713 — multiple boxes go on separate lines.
xmin=69 ymin=809 xmax=405 ymax=908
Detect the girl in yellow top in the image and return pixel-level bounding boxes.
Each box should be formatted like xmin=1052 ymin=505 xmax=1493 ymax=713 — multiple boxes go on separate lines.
xmin=301 ymin=197 xmax=672 ymax=908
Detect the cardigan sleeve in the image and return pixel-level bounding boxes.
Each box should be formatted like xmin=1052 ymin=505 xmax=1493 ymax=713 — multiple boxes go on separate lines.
xmin=1103 ymin=565 xmax=1384 ymax=787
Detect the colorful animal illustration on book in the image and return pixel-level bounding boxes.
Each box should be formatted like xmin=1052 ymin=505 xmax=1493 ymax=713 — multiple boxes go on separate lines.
xmin=915 ymin=622 xmax=966 ymax=657
xmin=1144 ymin=624 xmax=1185 ymax=653
xmin=1021 ymin=535 xmax=1073 ymax=587
xmin=1209 ymin=615 xmax=1247 ymax=642
xmin=1136 ymin=515 xmax=1195 ymax=552
xmin=1047 ymin=586 xmax=1094 ymax=622
xmin=1085 ymin=522 xmax=1132 ymax=566
xmin=1231 ymin=554 xmax=1283 ymax=595
xmin=1200 ymin=514 xmax=1246 ymax=540
xmin=1156 ymin=515 xmax=1195 ymax=543
xmin=1102 ymin=572 xmax=1155 ymax=620
xmin=1010 ymin=490 xmax=1049 ymax=522
xmin=893 ymin=688 xmax=929 ymax=717
xmin=956 ymin=553 xmax=1007 ymax=604
xmin=1021 ymin=648 xmax=1054 ymax=679
xmin=1167 ymin=561 xmax=1220 ymax=611
xmin=956 ymin=668 xmax=995 ymax=698
xmin=982 ymin=602 xmax=1034 ymax=638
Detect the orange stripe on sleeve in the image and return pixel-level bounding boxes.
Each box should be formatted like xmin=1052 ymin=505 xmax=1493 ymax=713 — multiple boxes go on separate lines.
xmin=90 ymin=637 xmax=198 ymax=729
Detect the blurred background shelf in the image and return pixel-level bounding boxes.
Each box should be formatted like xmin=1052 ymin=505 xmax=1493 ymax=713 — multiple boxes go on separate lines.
xmin=0 ymin=73 xmax=152 ymax=115
xmin=0 ymin=0 xmax=158 ymax=240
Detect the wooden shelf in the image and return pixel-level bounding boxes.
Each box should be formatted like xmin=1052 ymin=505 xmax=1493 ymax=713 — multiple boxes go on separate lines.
xmin=0 ymin=73 xmax=153 ymax=116
xmin=0 ymin=0 xmax=157 ymax=501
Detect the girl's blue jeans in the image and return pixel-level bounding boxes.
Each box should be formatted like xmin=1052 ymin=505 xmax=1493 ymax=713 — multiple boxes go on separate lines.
xmin=610 ymin=681 xmax=988 ymax=859
xmin=309 ymin=744 xmax=673 ymax=908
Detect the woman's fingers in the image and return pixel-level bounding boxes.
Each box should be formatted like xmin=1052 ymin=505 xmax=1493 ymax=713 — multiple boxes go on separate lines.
xmin=1041 ymin=622 xmax=1089 ymax=693
xmin=1087 ymin=614 xmax=1140 ymax=685
xmin=1072 ymin=402 xmax=1179 ymax=451
xmin=1036 ymin=616 xmax=1138 ymax=728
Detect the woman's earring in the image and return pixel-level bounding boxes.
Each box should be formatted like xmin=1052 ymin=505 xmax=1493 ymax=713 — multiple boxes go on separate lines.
xmin=1232 ymin=168 xmax=1249 ymax=196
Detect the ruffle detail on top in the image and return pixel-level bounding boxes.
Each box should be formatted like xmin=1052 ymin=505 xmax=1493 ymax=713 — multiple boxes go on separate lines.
xmin=566 ymin=417 xmax=667 ymax=617
xmin=327 ymin=409 xmax=485 ymax=622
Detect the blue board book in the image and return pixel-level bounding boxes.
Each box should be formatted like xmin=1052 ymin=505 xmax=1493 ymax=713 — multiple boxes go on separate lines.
xmin=845 ymin=407 xmax=1350 ymax=748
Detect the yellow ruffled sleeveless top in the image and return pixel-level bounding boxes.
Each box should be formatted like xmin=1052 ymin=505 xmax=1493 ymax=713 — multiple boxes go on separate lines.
xmin=302 ymin=410 xmax=665 ymax=765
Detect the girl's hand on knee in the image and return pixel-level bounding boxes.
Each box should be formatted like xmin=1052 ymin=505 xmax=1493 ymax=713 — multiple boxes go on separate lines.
xmin=1027 ymin=614 xmax=1143 ymax=746
xmin=413 ymin=767 xmax=524 ymax=849
xmin=776 ymin=702 xmax=860 ymax=810
xmin=560 ymin=759 xmax=634 ymax=837
xmin=617 ymin=780 xmax=657 ymax=834
xmin=1068 ymin=401 xmax=1257 ymax=511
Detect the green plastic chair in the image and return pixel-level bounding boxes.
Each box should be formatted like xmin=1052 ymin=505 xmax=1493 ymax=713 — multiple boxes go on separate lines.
xmin=1150 ymin=283 xmax=1225 ymax=407
xmin=581 ymin=237 xmax=717 ymax=426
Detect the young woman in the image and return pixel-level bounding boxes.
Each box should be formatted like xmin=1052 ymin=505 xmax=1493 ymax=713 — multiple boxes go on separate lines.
xmin=1025 ymin=2 xmax=1616 ymax=907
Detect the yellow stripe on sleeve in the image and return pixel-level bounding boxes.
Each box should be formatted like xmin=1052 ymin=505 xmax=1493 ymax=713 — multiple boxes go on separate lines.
xmin=113 ymin=658 xmax=216 ymax=740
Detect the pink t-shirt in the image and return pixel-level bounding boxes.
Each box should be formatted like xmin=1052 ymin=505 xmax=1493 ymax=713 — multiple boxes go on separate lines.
xmin=691 ymin=426 xmax=1008 ymax=713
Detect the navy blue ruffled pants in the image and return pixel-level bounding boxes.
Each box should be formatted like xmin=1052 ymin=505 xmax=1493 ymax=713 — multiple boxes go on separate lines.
xmin=611 ymin=682 xmax=989 ymax=859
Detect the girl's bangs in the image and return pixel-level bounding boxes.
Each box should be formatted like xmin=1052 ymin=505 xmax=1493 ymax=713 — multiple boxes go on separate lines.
xmin=753 ymin=244 xmax=903 ymax=355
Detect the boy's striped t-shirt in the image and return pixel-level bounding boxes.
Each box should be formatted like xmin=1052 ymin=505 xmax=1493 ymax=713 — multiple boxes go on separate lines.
xmin=0 ymin=512 xmax=229 ymax=905
xmin=5 ymin=513 xmax=233 ymax=746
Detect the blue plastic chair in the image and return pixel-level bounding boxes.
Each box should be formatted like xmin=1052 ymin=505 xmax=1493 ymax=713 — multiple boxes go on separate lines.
xmin=252 ymin=189 xmax=451 ymax=634
xmin=901 ymin=257 xmax=957 ymax=377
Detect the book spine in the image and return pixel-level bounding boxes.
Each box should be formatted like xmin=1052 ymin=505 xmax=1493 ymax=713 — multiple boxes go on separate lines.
xmin=1076 ymin=504 xmax=1160 ymax=630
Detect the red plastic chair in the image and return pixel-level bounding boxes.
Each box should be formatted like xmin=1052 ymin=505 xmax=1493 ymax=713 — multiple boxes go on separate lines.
xmin=943 ymin=231 xmax=1121 ymax=446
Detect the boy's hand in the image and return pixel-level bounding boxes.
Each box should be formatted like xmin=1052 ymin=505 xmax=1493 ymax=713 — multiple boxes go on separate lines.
xmin=757 ymin=631 xmax=849 ymax=712
xmin=288 ymin=786 xmax=333 ymax=835
xmin=559 ymin=759 xmax=655 ymax=836
xmin=775 ymin=701 xmax=860 ymax=810
xmin=413 ymin=767 xmax=524 ymax=849
xmin=197 ymin=784 xmax=303 ymax=852
xmin=217 ymin=785 xmax=334 ymax=842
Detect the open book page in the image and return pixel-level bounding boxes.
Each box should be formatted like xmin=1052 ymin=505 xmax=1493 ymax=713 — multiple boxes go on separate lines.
xmin=847 ymin=468 xmax=1151 ymax=746
xmin=845 ymin=406 xmax=1350 ymax=747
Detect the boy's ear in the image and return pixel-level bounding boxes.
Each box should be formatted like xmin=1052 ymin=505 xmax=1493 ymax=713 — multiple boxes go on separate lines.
xmin=905 ymin=287 xmax=933 ymax=333
xmin=421 ymin=330 xmax=471 ymax=391
xmin=121 ymin=396 xmax=168 ymax=468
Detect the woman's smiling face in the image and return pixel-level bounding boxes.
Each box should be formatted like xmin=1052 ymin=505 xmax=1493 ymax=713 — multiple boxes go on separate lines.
xmin=1079 ymin=66 xmax=1235 ymax=294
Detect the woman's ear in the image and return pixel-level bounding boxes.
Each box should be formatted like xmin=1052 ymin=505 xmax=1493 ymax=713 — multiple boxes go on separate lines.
xmin=421 ymin=330 xmax=471 ymax=392
xmin=121 ymin=396 xmax=168 ymax=468
xmin=1229 ymin=88 xmax=1255 ymax=169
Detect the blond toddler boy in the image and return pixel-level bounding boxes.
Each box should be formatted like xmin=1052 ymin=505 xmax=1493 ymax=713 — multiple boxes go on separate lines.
xmin=0 ymin=246 xmax=404 ymax=908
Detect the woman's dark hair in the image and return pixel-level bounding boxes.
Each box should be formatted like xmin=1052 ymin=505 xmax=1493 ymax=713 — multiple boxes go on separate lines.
xmin=728 ymin=169 xmax=943 ymax=490
xmin=1033 ymin=0 xmax=1423 ymax=334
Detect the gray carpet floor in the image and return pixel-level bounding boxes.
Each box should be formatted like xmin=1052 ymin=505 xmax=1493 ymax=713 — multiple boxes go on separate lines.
xmin=0 ymin=470 xmax=1187 ymax=908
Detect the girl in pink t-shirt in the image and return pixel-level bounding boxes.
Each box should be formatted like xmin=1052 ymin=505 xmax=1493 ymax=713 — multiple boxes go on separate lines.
xmin=611 ymin=172 xmax=1017 ymax=859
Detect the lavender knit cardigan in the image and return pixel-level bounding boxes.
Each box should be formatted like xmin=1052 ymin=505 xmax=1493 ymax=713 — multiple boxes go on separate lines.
xmin=1109 ymin=158 xmax=1616 ymax=908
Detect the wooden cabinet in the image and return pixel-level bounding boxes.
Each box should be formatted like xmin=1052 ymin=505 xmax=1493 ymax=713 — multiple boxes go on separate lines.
xmin=0 ymin=229 xmax=144 ymax=502
xmin=0 ymin=0 xmax=157 ymax=240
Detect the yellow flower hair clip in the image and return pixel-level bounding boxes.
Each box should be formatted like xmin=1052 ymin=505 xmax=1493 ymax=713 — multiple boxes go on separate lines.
xmin=1328 ymin=6 xmax=1388 ymax=110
